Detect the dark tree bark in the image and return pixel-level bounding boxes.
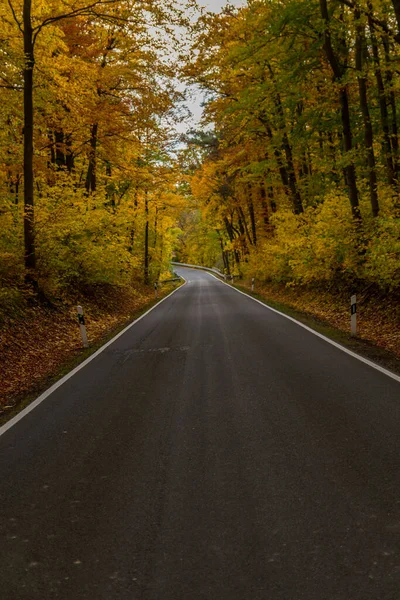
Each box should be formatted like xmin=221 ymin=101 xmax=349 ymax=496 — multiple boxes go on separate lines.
xmin=65 ymin=133 xmax=74 ymax=173
xmin=260 ymin=185 xmax=269 ymax=228
xmin=217 ymin=230 xmax=230 ymax=275
xmin=265 ymin=124 xmax=292 ymax=198
xmin=267 ymin=65 xmax=303 ymax=214
xmin=355 ymin=6 xmax=379 ymax=216
xmin=247 ymin=195 xmax=257 ymax=246
xmin=237 ymin=207 xmax=250 ymax=254
xmin=23 ymin=0 xmax=36 ymax=274
xmin=319 ymin=0 xmax=361 ymax=221
xmin=48 ymin=131 xmax=56 ymax=165
xmin=153 ymin=206 xmax=158 ymax=248
xmin=383 ymin=33 xmax=400 ymax=180
xmin=144 ymin=190 xmax=149 ymax=285
xmin=367 ymin=4 xmax=396 ymax=186
xmin=392 ymin=0 xmax=400 ymax=34
xmin=85 ymin=123 xmax=98 ymax=194
xmin=223 ymin=216 xmax=241 ymax=269
xmin=54 ymin=130 xmax=66 ymax=169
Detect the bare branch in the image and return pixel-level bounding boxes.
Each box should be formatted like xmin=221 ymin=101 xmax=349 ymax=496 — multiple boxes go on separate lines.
xmin=32 ymin=0 xmax=122 ymax=45
xmin=7 ymin=0 xmax=23 ymax=33
xmin=338 ymin=0 xmax=400 ymax=45
xmin=0 ymin=74 xmax=22 ymax=90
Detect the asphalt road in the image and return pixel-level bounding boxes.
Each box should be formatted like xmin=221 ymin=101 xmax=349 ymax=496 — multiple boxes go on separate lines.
xmin=1 ymin=267 xmax=400 ymax=600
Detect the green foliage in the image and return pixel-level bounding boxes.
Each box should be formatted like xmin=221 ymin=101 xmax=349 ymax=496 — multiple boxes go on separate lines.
xmin=180 ymin=0 xmax=400 ymax=293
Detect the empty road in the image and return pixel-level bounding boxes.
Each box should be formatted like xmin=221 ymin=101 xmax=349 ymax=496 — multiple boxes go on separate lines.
xmin=1 ymin=267 xmax=400 ymax=599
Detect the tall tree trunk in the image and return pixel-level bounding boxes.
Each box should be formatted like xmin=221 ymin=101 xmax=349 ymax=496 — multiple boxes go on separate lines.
xmin=267 ymin=66 xmax=303 ymax=214
xmin=355 ymin=6 xmax=379 ymax=216
xmin=223 ymin=216 xmax=241 ymax=269
xmin=48 ymin=130 xmax=56 ymax=165
xmin=339 ymin=88 xmax=360 ymax=219
xmin=260 ymin=185 xmax=270 ymax=228
xmin=23 ymin=0 xmax=36 ymax=274
xmin=153 ymin=206 xmax=158 ymax=248
xmin=383 ymin=33 xmax=400 ymax=181
xmin=391 ymin=0 xmax=400 ymax=34
xmin=320 ymin=0 xmax=360 ymax=220
xmin=265 ymin=124 xmax=291 ymax=199
xmin=367 ymin=5 xmax=396 ymax=186
xmin=144 ymin=190 xmax=149 ymax=285
xmin=54 ymin=130 xmax=66 ymax=169
xmin=247 ymin=194 xmax=257 ymax=246
xmin=217 ymin=231 xmax=230 ymax=275
xmin=237 ymin=208 xmax=250 ymax=254
xmin=85 ymin=123 xmax=98 ymax=194
xmin=65 ymin=133 xmax=74 ymax=173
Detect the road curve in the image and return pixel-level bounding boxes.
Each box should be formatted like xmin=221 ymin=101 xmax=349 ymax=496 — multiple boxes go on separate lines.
xmin=1 ymin=267 xmax=400 ymax=599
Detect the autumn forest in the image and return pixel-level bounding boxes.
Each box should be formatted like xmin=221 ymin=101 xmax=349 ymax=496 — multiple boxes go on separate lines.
xmin=2 ymin=0 xmax=400 ymax=299
xmin=1 ymin=0 xmax=400 ymax=401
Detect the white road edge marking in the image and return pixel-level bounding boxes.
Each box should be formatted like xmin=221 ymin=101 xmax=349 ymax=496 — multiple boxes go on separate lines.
xmin=0 ymin=280 xmax=186 ymax=437
xmin=206 ymin=272 xmax=400 ymax=385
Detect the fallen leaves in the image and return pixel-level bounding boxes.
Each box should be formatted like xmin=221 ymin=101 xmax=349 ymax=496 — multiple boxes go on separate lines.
xmin=243 ymin=280 xmax=400 ymax=357
xmin=0 ymin=284 xmax=166 ymax=417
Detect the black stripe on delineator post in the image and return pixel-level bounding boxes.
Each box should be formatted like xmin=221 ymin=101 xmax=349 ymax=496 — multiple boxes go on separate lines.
xmin=351 ymin=294 xmax=357 ymax=336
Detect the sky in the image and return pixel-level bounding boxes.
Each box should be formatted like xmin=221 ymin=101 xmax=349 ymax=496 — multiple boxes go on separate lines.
xmin=200 ymin=0 xmax=245 ymax=12
xmin=176 ymin=0 xmax=246 ymax=134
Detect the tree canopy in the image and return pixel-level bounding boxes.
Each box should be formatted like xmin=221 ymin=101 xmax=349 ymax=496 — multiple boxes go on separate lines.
xmin=178 ymin=0 xmax=400 ymax=290
xmin=1 ymin=0 xmax=400 ymax=309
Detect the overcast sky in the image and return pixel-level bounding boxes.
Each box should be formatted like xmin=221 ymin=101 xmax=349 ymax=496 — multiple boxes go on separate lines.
xmin=199 ymin=0 xmax=245 ymax=12
xmin=176 ymin=0 xmax=246 ymax=134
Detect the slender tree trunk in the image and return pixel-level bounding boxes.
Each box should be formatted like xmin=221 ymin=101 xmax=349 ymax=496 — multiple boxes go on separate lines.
xmin=217 ymin=231 xmax=230 ymax=274
xmin=48 ymin=130 xmax=56 ymax=165
xmin=144 ymin=190 xmax=149 ymax=285
xmin=355 ymin=6 xmax=379 ymax=216
xmin=392 ymin=0 xmax=400 ymax=34
xmin=224 ymin=216 xmax=235 ymax=243
xmin=14 ymin=175 xmax=20 ymax=206
xmin=383 ymin=33 xmax=400 ymax=180
xmin=367 ymin=6 xmax=396 ymax=186
xmin=65 ymin=133 xmax=74 ymax=173
xmin=247 ymin=197 xmax=257 ymax=246
xmin=260 ymin=185 xmax=269 ymax=228
xmin=339 ymin=88 xmax=361 ymax=219
xmin=239 ymin=205 xmax=252 ymax=248
xmin=54 ymin=130 xmax=66 ymax=168
xmin=237 ymin=208 xmax=250 ymax=254
xmin=265 ymin=125 xmax=290 ymax=197
xmin=320 ymin=0 xmax=360 ymax=220
xmin=128 ymin=187 xmax=138 ymax=253
xmin=224 ymin=216 xmax=241 ymax=269
xmin=153 ymin=206 xmax=158 ymax=248
xmin=85 ymin=123 xmax=98 ymax=194
xmin=266 ymin=180 xmax=277 ymax=213
xmin=23 ymin=0 xmax=36 ymax=274
xmin=267 ymin=69 xmax=303 ymax=214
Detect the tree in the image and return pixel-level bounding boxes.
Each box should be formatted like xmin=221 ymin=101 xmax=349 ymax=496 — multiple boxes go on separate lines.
xmin=4 ymin=0 xmax=187 ymax=286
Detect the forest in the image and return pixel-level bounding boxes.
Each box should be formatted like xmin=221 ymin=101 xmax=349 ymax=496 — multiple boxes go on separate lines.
xmin=180 ymin=0 xmax=400 ymax=295
xmin=0 ymin=0 xmax=192 ymax=314
xmin=0 ymin=0 xmax=400 ymax=375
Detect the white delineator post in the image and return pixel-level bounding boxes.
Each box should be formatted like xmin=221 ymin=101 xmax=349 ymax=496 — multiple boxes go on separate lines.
xmin=154 ymin=282 xmax=158 ymax=298
xmin=351 ymin=294 xmax=357 ymax=337
xmin=251 ymin=277 xmax=255 ymax=292
xmin=77 ymin=305 xmax=89 ymax=348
